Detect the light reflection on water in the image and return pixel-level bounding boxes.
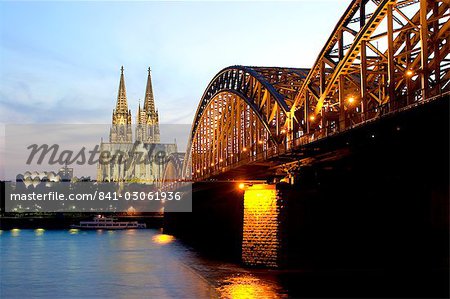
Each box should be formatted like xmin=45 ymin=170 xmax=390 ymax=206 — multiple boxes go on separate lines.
xmin=152 ymin=234 xmax=175 ymax=245
xmin=0 ymin=229 xmax=286 ymax=298
xmin=216 ymin=274 xmax=286 ymax=299
xmin=35 ymin=228 xmax=45 ymax=236
xmin=68 ymin=228 xmax=79 ymax=234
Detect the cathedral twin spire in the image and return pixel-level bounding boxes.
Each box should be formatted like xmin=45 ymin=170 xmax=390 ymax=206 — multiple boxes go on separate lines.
xmin=110 ymin=66 xmax=160 ymax=143
xmin=144 ymin=67 xmax=157 ymax=117
xmin=115 ymin=66 xmax=129 ymax=113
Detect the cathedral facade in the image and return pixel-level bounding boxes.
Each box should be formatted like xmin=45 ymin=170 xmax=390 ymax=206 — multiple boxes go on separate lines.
xmin=97 ymin=67 xmax=177 ymax=183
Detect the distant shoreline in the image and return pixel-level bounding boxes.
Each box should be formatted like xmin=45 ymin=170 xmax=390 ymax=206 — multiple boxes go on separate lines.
xmin=0 ymin=214 xmax=163 ymax=230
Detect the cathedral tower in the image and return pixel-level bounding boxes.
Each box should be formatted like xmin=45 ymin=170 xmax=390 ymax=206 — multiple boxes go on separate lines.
xmin=135 ymin=67 xmax=160 ymax=143
xmin=110 ymin=66 xmax=133 ymax=143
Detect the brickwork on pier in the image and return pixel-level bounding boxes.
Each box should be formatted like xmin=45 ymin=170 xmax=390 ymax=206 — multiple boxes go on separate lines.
xmin=242 ymin=184 xmax=284 ymax=268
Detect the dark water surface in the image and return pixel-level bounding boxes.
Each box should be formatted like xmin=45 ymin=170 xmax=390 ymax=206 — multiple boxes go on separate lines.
xmin=0 ymin=229 xmax=285 ymax=298
xmin=2 ymin=229 xmax=447 ymax=298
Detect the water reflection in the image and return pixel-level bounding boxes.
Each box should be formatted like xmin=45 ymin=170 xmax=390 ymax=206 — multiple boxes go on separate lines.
xmin=35 ymin=228 xmax=45 ymax=236
xmin=1 ymin=230 xmax=290 ymax=298
xmin=152 ymin=234 xmax=175 ymax=245
xmin=217 ymin=274 xmax=285 ymax=299
xmin=124 ymin=229 xmax=137 ymax=235
xmin=1 ymin=229 xmax=216 ymax=298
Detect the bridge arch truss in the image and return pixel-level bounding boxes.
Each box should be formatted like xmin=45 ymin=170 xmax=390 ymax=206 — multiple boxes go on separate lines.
xmin=187 ymin=66 xmax=308 ymax=179
xmin=184 ymin=0 xmax=449 ymax=181
xmin=290 ymin=0 xmax=449 ymax=138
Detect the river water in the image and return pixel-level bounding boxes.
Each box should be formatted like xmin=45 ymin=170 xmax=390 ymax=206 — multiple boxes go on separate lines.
xmin=0 ymin=229 xmax=286 ymax=298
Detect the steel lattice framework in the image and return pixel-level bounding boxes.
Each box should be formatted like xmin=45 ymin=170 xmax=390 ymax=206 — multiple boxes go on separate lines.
xmin=186 ymin=0 xmax=449 ymax=180
xmin=289 ymin=0 xmax=449 ymax=137
xmin=186 ymin=66 xmax=308 ymax=178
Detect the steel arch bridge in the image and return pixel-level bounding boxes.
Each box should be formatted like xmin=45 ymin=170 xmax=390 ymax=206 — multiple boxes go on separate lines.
xmin=183 ymin=0 xmax=449 ymax=181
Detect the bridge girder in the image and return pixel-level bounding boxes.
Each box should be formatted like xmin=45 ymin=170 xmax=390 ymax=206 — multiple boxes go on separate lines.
xmin=290 ymin=0 xmax=449 ymax=136
xmin=186 ymin=66 xmax=308 ymax=179
xmin=184 ymin=0 xmax=450 ymax=181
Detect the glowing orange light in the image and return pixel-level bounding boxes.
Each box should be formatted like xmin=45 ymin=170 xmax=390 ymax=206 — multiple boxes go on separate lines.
xmin=244 ymin=185 xmax=276 ymax=213
xmin=347 ymin=96 xmax=355 ymax=104
xmin=196 ymin=169 xmax=200 ymax=173
xmin=405 ymin=69 xmax=414 ymax=77
xmin=258 ymin=140 xmax=263 ymax=144
xmin=152 ymin=234 xmax=175 ymax=245
xmin=230 ymin=154 xmax=234 ymax=157
xmin=238 ymin=183 xmax=246 ymax=190
xmin=309 ymin=115 xmax=316 ymax=121
xmin=203 ymin=166 xmax=207 ymax=170
xmin=280 ymin=129 xmax=286 ymax=134
xmin=210 ymin=163 xmax=215 ymax=167
xmin=243 ymin=147 xmax=247 ymax=152
xmin=219 ymin=158 xmax=223 ymax=163
xmin=216 ymin=275 xmax=279 ymax=299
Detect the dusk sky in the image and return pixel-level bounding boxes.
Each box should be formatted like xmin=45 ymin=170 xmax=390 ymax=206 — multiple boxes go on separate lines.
xmin=0 ymin=0 xmax=348 ymax=125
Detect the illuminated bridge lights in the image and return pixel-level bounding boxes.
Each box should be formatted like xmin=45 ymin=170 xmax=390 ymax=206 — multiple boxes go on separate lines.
xmin=405 ymin=69 xmax=414 ymax=77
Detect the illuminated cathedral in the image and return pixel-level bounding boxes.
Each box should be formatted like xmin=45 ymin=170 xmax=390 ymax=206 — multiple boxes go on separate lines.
xmin=97 ymin=67 xmax=177 ymax=183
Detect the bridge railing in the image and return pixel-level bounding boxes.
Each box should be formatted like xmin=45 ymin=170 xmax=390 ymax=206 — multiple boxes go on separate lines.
xmin=288 ymin=87 xmax=449 ymax=151
xmin=196 ymin=87 xmax=449 ymax=181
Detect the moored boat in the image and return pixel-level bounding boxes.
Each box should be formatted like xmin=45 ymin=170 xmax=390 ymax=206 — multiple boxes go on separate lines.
xmin=70 ymin=215 xmax=146 ymax=230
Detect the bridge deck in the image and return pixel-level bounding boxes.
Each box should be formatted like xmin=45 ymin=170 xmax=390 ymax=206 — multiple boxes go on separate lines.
xmin=198 ymin=92 xmax=449 ymax=181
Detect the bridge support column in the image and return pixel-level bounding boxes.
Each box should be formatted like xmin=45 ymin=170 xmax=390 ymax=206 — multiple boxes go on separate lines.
xmin=242 ymin=184 xmax=287 ymax=268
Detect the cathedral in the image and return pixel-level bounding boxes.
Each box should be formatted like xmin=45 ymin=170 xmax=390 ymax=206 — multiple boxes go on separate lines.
xmin=97 ymin=67 xmax=177 ymax=183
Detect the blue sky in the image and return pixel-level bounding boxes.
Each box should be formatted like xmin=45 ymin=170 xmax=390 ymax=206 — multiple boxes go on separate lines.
xmin=0 ymin=0 xmax=348 ymax=125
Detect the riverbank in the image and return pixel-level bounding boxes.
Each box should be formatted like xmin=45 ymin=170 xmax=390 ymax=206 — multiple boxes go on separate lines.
xmin=0 ymin=214 xmax=163 ymax=230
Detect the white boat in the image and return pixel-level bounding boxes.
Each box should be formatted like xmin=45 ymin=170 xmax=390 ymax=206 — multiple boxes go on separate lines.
xmin=70 ymin=215 xmax=146 ymax=230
